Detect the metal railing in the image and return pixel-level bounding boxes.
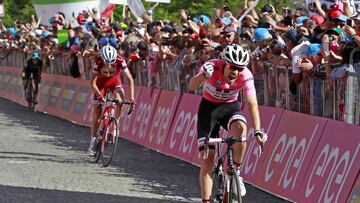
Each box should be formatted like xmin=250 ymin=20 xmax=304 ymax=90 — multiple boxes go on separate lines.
xmin=1 ymin=48 xmax=359 ymax=125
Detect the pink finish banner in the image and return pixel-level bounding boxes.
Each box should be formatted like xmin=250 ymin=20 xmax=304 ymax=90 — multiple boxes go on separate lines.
xmin=239 ymin=105 xmax=284 ymax=184
xmin=121 ymin=87 xmax=160 ymax=145
xmin=145 ymin=90 xmax=181 ymax=151
xmin=297 ymin=119 xmax=360 ymax=203
xmin=164 ymin=93 xmax=202 ymax=164
xmin=256 ymin=111 xmax=327 ymax=201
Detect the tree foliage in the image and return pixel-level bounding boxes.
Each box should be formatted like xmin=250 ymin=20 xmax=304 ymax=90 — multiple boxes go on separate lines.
xmin=1 ymin=0 xmax=35 ymax=26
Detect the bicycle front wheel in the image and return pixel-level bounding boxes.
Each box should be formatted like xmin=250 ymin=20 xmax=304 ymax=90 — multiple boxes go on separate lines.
xmin=100 ymin=117 xmax=119 ymax=167
xmin=211 ymin=169 xmax=225 ymax=203
xmin=226 ymin=169 xmax=243 ymax=203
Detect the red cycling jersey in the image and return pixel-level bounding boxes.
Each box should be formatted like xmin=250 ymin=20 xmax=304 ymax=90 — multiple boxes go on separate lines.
xmin=93 ymin=55 xmax=128 ymax=101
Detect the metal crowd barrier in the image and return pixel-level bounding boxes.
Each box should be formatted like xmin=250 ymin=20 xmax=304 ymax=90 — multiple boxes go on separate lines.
xmin=1 ymin=49 xmax=359 ymax=125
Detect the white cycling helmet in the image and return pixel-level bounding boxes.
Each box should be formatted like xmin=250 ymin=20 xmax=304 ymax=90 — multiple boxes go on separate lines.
xmin=100 ymin=45 xmax=117 ymax=64
xmin=223 ymin=44 xmax=250 ymax=66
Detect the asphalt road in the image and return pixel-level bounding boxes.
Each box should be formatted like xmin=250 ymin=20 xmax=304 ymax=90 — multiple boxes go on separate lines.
xmin=0 ymin=97 xmax=291 ymax=203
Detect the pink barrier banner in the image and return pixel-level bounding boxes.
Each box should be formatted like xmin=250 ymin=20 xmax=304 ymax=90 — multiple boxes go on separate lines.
xmin=256 ymin=111 xmax=327 ymax=201
xmin=240 ymin=105 xmax=284 ymax=184
xmin=163 ymin=93 xmax=202 ymax=164
xmin=118 ymin=85 xmax=142 ymax=139
xmin=348 ymin=174 xmax=360 ymax=203
xmin=121 ymin=87 xmax=160 ymax=145
xmin=297 ymin=120 xmax=360 ymax=203
xmin=145 ymin=90 xmax=181 ymax=151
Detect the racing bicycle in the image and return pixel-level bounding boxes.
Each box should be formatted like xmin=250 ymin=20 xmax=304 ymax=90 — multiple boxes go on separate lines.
xmin=90 ymin=91 xmax=133 ymax=167
xmin=25 ymin=77 xmax=36 ymax=112
xmin=204 ymin=136 xmax=245 ymax=203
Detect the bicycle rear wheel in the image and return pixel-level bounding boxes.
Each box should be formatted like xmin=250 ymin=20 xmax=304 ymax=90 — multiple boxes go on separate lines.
xmin=226 ymin=169 xmax=242 ymax=203
xmin=100 ymin=117 xmax=119 ymax=167
xmin=211 ymin=168 xmax=226 ymax=203
xmin=26 ymin=81 xmax=34 ymax=112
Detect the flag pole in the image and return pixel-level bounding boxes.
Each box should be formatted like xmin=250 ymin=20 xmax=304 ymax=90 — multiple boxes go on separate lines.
xmin=122 ymin=0 xmax=127 ymax=19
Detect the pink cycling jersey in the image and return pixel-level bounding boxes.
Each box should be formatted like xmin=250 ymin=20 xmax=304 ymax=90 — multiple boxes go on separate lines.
xmin=198 ymin=59 xmax=256 ymax=103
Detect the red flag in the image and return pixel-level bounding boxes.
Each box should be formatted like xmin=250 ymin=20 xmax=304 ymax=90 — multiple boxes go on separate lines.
xmin=101 ymin=4 xmax=116 ymax=19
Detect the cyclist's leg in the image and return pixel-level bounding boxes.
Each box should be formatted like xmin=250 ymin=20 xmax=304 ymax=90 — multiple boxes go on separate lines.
xmin=23 ymin=70 xmax=30 ymax=97
xmin=218 ymin=102 xmax=247 ymax=165
xmin=33 ymin=73 xmax=41 ymax=103
xmin=197 ymin=98 xmax=221 ymax=201
xmin=113 ymin=86 xmax=125 ymax=118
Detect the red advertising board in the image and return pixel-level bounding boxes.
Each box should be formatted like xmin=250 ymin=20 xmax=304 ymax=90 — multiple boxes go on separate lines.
xmin=163 ymin=93 xmax=202 ymax=164
xmin=256 ymin=110 xmax=327 ymax=201
xmin=239 ymin=105 xmax=284 ymax=184
xmin=297 ymin=119 xmax=360 ymax=203
xmin=145 ymin=90 xmax=181 ymax=151
xmin=121 ymin=87 xmax=160 ymax=145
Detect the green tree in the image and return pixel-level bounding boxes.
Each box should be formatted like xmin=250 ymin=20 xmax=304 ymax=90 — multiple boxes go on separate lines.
xmin=1 ymin=0 xmax=35 ymax=26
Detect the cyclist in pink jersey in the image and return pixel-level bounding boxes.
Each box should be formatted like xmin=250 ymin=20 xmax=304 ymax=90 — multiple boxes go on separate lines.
xmin=189 ymin=44 xmax=266 ymax=203
xmin=88 ymin=45 xmax=135 ymax=155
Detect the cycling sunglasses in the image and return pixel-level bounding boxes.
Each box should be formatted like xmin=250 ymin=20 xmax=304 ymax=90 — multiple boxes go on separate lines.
xmin=227 ymin=63 xmax=244 ymax=72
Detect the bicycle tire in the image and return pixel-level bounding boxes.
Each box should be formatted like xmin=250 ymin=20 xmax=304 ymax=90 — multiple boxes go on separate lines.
xmin=211 ymin=167 xmax=226 ymax=203
xmin=26 ymin=80 xmax=34 ymax=112
xmin=100 ymin=117 xmax=119 ymax=167
xmin=226 ymin=169 xmax=242 ymax=203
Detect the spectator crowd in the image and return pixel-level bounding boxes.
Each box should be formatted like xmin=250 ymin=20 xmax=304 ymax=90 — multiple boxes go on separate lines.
xmin=1 ymin=0 xmax=360 ymax=122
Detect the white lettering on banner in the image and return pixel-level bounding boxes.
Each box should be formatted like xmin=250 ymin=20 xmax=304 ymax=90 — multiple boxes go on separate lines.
xmin=179 ymin=113 xmax=197 ymax=154
xmin=305 ymin=143 xmax=360 ymax=203
xmin=119 ymin=104 xmax=132 ymax=134
xmin=169 ymin=111 xmax=198 ymax=154
xmin=241 ymin=114 xmax=276 ymax=176
xmin=149 ymin=98 xmax=177 ymax=145
xmin=265 ymin=124 xmax=318 ymax=190
xmin=131 ymin=101 xmax=151 ymax=139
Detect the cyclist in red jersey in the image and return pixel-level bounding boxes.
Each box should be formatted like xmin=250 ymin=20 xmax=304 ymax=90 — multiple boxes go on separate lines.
xmin=88 ymin=45 xmax=135 ymax=155
xmin=189 ymin=44 xmax=267 ymax=203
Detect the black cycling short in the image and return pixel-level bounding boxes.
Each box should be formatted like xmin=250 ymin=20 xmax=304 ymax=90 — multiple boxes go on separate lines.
xmin=24 ymin=66 xmax=41 ymax=82
xmin=197 ymin=98 xmax=247 ymax=151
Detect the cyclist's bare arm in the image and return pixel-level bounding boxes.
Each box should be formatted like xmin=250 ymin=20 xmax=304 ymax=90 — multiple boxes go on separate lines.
xmin=244 ymin=93 xmax=264 ymax=142
xmin=123 ymin=68 xmax=135 ymax=101
xmin=90 ymin=73 xmax=102 ymax=99
xmin=188 ymin=74 xmax=206 ymax=91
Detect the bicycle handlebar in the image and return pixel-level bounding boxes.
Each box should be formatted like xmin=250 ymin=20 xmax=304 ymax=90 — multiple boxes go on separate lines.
xmin=100 ymin=98 xmax=134 ymax=115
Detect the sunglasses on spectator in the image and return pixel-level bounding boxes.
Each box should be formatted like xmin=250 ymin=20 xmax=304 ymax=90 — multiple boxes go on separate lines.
xmin=227 ymin=63 xmax=244 ymax=71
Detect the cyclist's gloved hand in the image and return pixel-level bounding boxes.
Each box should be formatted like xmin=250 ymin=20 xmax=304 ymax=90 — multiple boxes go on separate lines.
xmin=203 ymin=62 xmax=214 ymax=78
xmin=254 ymin=130 xmax=268 ymax=156
xmin=129 ymin=98 xmax=136 ymax=112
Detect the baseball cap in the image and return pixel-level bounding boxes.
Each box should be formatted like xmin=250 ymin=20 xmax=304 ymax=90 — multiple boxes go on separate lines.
xmin=297 ymin=16 xmax=309 ymax=26
xmin=252 ymin=28 xmax=272 ymax=41
xmin=193 ymin=15 xmax=211 ymax=24
xmin=284 ymin=28 xmax=302 ymax=43
xmin=305 ymin=43 xmax=321 ymax=55
xmin=310 ymin=15 xmax=325 ymax=26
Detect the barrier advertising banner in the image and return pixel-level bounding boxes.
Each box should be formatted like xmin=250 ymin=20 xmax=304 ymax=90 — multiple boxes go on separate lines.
xmin=163 ymin=93 xmax=202 ymax=164
xmin=297 ymin=119 xmax=360 ymax=203
xmin=122 ymin=87 xmax=160 ymax=145
xmin=240 ymin=105 xmax=284 ymax=184
xmin=118 ymin=85 xmax=142 ymax=140
xmin=256 ymin=110 xmax=327 ymax=201
xmin=146 ymin=90 xmax=181 ymax=151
